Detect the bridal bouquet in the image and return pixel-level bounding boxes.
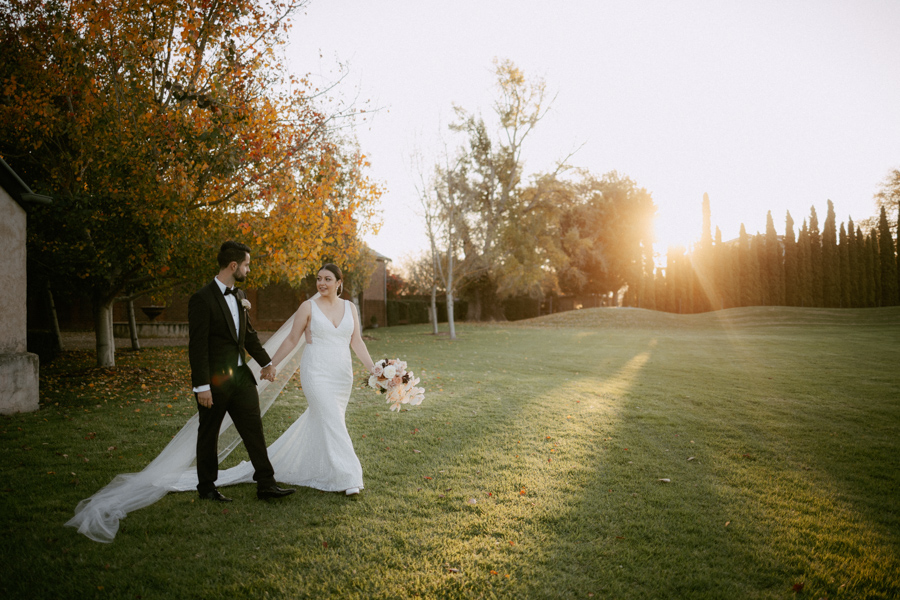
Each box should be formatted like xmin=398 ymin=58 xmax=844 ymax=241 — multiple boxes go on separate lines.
xmin=368 ymin=358 xmax=425 ymax=412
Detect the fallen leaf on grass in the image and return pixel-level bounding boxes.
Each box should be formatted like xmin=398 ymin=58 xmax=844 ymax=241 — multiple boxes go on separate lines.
xmin=687 ymin=457 xmax=695 ymax=461
xmin=792 ymin=582 xmax=804 ymax=593
xmin=725 ymin=521 xmax=730 ymax=527
xmin=658 ymin=478 xmax=671 ymax=483
xmin=447 ymin=568 xmax=460 ymax=573
xmin=467 ymin=498 xmax=477 ymax=505
xmin=413 ymin=449 xmax=421 ymax=453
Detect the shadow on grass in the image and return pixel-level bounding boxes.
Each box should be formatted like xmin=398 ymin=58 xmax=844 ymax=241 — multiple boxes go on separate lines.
xmin=2 ymin=310 xmax=898 ymax=599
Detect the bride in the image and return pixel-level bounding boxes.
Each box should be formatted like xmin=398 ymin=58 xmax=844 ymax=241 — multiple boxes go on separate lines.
xmin=261 ymin=263 xmax=375 ymax=495
xmin=66 ymin=263 xmax=377 ymax=542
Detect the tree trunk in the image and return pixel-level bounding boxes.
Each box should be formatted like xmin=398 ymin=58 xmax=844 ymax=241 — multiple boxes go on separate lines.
xmin=447 ymin=291 xmax=456 ymax=340
xmin=430 ymin=285 xmax=439 ymax=335
xmin=46 ymin=281 xmax=63 ymax=352
xmin=94 ymin=299 xmax=115 ymax=367
xmin=126 ymin=299 xmax=141 ymax=351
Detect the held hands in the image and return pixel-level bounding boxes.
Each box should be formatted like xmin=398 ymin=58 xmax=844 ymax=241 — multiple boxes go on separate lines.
xmin=197 ymin=390 xmax=213 ymax=408
xmin=260 ymin=365 xmax=277 ymax=382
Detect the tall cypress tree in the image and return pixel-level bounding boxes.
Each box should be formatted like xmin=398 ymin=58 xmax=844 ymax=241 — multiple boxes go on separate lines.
xmin=655 ymin=267 xmax=666 ymax=311
xmin=738 ymin=225 xmax=753 ymax=307
xmin=858 ymin=226 xmax=871 ymax=307
xmin=714 ymin=227 xmax=731 ymax=309
xmin=866 ymin=231 xmax=881 ymax=307
xmin=822 ymin=200 xmax=840 ymax=307
xmin=797 ymin=220 xmax=812 ymax=307
xmin=732 ymin=241 xmax=742 ymax=307
xmin=847 ymin=218 xmax=860 ymax=307
xmin=878 ymin=206 xmax=899 ymax=305
xmin=674 ymin=247 xmax=691 ymax=313
xmin=839 ymin=223 xmax=851 ymax=308
xmin=784 ymin=211 xmax=798 ymax=306
xmin=665 ymin=248 xmax=678 ymax=313
xmin=766 ymin=211 xmax=785 ymax=305
xmin=642 ymin=240 xmax=656 ymax=310
xmin=687 ymin=255 xmax=697 ymax=313
xmin=751 ymin=233 xmax=765 ymax=306
xmin=808 ymin=206 xmax=824 ymax=306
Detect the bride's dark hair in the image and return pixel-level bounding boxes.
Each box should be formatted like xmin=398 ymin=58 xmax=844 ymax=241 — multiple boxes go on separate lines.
xmin=319 ymin=263 xmax=343 ymax=281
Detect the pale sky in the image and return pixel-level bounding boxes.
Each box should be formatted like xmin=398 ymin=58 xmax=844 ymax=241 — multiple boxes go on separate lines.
xmin=288 ymin=0 xmax=900 ymax=268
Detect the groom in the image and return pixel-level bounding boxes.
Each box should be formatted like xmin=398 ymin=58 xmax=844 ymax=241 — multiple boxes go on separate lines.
xmin=188 ymin=241 xmax=295 ymax=502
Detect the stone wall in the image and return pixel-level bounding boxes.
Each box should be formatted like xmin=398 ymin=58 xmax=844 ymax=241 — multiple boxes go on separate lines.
xmin=0 ymin=353 xmax=39 ymax=414
xmin=0 ymin=187 xmax=39 ymax=414
xmin=0 ymin=189 xmax=27 ymax=353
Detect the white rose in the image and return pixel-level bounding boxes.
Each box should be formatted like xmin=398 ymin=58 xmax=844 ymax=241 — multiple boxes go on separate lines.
xmin=241 ymin=299 xmax=251 ymax=310
xmin=368 ymin=375 xmax=379 ymax=389
xmin=382 ymin=365 xmax=397 ymax=379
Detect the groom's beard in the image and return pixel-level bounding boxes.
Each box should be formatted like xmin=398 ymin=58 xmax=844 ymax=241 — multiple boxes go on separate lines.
xmin=234 ymin=272 xmax=247 ymax=283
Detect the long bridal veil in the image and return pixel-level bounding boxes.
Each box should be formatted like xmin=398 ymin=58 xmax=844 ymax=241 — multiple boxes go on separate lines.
xmin=65 ymin=308 xmax=307 ymax=543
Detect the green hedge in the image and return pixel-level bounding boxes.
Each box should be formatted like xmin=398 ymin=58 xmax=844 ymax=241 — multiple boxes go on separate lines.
xmin=387 ymin=299 xmax=468 ymax=326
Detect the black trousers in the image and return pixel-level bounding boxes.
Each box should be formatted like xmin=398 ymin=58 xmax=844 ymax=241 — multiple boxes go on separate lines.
xmin=195 ymin=365 xmax=276 ymax=494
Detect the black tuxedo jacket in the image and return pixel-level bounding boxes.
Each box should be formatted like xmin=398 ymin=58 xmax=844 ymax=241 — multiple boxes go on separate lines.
xmin=188 ymin=280 xmax=271 ymax=390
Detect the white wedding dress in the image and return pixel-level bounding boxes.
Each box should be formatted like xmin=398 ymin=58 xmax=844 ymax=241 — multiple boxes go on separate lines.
xmin=175 ymin=299 xmax=364 ymax=492
xmin=66 ymin=295 xmax=362 ymax=543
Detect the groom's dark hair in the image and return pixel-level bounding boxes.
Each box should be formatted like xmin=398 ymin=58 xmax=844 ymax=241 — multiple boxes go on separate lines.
xmin=217 ymin=241 xmax=251 ymax=268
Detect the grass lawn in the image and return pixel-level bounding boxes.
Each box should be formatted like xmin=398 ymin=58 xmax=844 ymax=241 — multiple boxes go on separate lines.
xmin=1 ymin=306 xmax=898 ymax=599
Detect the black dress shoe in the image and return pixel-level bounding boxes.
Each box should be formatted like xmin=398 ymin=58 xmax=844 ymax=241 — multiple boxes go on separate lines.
xmin=257 ymin=485 xmax=296 ymax=500
xmin=199 ymin=490 xmax=233 ymax=502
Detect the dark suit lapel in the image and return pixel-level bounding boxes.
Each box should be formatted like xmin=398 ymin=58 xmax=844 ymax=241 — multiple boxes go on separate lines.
xmin=211 ymin=281 xmax=239 ymax=343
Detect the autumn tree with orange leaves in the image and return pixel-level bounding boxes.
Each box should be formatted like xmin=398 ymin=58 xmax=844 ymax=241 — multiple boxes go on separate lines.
xmin=0 ymin=0 xmax=380 ymax=366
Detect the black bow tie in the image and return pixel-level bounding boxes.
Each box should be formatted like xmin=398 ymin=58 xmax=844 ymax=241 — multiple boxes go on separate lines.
xmin=224 ymin=287 xmax=239 ymax=296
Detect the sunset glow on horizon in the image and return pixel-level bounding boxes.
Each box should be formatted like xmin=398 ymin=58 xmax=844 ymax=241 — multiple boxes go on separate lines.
xmin=288 ymin=0 xmax=900 ymax=266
